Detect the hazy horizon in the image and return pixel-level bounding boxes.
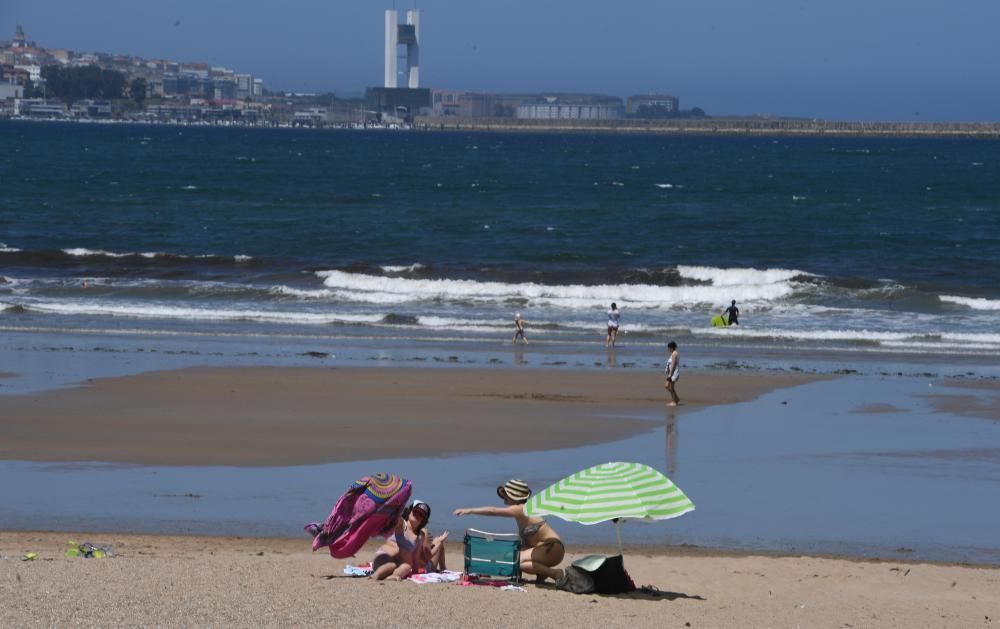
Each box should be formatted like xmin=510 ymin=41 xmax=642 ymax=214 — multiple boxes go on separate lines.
xmin=3 ymin=0 xmax=999 ymax=121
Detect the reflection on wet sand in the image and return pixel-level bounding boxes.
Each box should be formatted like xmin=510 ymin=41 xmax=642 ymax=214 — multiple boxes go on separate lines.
xmin=513 ymin=348 xmax=526 ymax=365
xmin=665 ymin=407 xmax=678 ymax=477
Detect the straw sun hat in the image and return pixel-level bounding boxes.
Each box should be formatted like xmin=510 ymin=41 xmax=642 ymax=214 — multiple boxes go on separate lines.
xmin=497 ymin=479 xmax=532 ymax=503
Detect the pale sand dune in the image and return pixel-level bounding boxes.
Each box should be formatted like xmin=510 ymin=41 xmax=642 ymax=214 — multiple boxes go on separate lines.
xmin=0 ymin=366 xmax=819 ymax=466
xmin=1 ymin=533 xmax=996 ymax=628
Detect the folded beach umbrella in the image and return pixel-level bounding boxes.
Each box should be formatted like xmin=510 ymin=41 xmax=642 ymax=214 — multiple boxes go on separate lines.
xmin=523 ymin=461 xmax=694 ymax=555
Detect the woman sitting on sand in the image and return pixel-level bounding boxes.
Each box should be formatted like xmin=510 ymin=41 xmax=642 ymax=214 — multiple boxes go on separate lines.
xmin=454 ymin=479 xmax=565 ymax=582
xmin=371 ymin=500 xmax=447 ymax=580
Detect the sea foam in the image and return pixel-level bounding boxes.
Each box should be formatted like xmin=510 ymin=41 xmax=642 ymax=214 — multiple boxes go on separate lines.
xmin=940 ymin=295 xmax=1000 ymax=311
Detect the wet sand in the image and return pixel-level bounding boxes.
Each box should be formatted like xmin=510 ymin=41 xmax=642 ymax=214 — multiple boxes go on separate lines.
xmin=1 ymin=532 xmax=996 ymax=628
xmin=924 ymin=380 xmax=1000 ymax=420
xmin=0 ymin=366 xmax=818 ymax=466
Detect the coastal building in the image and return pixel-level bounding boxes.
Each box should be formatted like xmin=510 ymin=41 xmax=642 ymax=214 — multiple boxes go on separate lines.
xmin=431 ymin=90 xmax=462 ymax=116
xmin=14 ymin=98 xmax=66 ymax=118
xmin=14 ymin=63 xmax=41 ymax=81
xmin=69 ymin=99 xmax=112 ymax=118
xmin=516 ymin=99 xmax=623 ymax=121
xmin=627 ymin=94 xmax=680 ymax=117
xmin=236 ymin=74 xmax=253 ymax=98
xmin=384 ymin=9 xmax=420 ymax=89
xmin=369 ymin=8 xmax=430 ymax=119
xmin=0 ymin=83 xmax=23 ymax=100
xmin=12 ymin=25 xmax=26 ymax=48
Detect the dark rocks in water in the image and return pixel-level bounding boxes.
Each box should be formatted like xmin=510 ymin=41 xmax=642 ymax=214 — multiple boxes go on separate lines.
xmin=303 ymin=351 xmax=329 ymax=358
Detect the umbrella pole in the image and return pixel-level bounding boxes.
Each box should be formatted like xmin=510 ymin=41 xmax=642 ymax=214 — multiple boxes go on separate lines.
xmin=614 ymin=519 xmax=624 ymax=557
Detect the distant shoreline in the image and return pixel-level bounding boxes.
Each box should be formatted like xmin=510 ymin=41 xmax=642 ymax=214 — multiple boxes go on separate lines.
xmin=5 ymin=114 xmax=1000 ymax=138
xmin=415 ymin=116 xmax=1000 ymax=138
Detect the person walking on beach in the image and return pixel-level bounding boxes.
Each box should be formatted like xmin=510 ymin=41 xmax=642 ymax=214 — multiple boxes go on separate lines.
xmin=606 ymin=302 xmax=621 ymax=347
xmin=512 ymin=312 xmax=528 ymax=345
xmin=665 ymin=341 xmax=680 ymax=406
xmin=725 ymin=300 xmax=740 ymax=325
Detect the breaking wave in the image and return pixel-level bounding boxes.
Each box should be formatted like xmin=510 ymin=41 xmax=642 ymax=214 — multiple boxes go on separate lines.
xmin=316 ymin=266 xmax=805 ymax=309
xmin=940 ymin=295 xmax=1000 ymax=311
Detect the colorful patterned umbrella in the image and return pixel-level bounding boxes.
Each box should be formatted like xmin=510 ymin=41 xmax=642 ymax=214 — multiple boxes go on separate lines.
xmin=523 ymin=461 xmax=694 ymax=554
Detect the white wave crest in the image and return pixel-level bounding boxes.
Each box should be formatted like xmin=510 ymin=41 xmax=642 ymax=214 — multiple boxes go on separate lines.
xmin=60 ymin=248 xmax=251 ymax=262
xmin=272 ymin=286 xmax=335 ymax=299
xmin=316 ymin=270 xmax=799 ymax=309
xmin=414 ymin=316 xmax=506 ymax=333
xmin=0 ymin=243 xmax=21 ymax=253
xmin=63 ymin=248 xmax=131 ymax=258
xmin=694 ymin=326 xmax=1000 ymax=349
xmin=22 ymin=300 xmax=385 ymax=325
xmin=940 ymin=295 xmax=1000 ymax=311
xmin=380 ymin=263 xmax=425 ymax=273
xmin=677 ymin=265 xmax=810 ymax=286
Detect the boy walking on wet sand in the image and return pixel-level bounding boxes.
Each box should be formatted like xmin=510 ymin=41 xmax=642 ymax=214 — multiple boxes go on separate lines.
xmin=512 ymin=313 xmax=528 ymax=344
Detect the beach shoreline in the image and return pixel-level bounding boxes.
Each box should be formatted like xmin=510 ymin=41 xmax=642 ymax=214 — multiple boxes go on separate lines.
xmin=2 ymin=531 xmax=997 ymax=628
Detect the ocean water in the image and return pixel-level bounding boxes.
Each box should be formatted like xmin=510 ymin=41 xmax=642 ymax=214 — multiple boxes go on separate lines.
xmin=1 ymin=121 xmax=999 ymax=358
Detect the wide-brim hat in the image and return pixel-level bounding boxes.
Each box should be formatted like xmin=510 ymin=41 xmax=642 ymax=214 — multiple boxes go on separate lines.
xmin=497 ymin=479 xmax=532 ymax=503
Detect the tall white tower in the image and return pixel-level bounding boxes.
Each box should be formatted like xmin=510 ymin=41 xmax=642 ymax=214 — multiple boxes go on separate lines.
xmin=384 ymin=9 xmax=420 ymax=89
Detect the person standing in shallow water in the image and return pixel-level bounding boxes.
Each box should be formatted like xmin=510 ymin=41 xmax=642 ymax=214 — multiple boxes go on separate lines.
xmin=665 ymin=341 xmax=680 ymax=406
xmin=512 ymin=312 xmax=528 ymax=344
xmin=606 ymin=303 xmax=621 ymax=347
xmin=725 ymin=300 xmax=740 ymax=325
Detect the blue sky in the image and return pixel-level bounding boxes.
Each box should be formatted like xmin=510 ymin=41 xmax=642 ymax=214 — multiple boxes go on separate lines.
xmin=3 ymin=0 xmax=999 ymax=120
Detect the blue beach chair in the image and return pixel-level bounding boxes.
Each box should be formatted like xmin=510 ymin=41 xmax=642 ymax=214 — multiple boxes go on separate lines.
xmin=463 ymin=528 xmax=521 ymax=583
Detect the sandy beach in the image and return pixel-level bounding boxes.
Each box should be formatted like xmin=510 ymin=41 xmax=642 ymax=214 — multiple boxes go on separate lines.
xmin=0 ymin=366 xmax=818 ymax=466
xmin=1 ymin=532 xmax=997 ymax=628
xmin=3 ymin=366 xmax=1000 ymax=626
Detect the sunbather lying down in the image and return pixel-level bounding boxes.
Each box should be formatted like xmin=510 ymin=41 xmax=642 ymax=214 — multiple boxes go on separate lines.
xmin=371 ymin=500 xmax=448 ymax=581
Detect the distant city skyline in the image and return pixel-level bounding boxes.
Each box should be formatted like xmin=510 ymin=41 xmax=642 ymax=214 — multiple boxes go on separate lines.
xmin=2 ymin=0 xmax=999 ymax=121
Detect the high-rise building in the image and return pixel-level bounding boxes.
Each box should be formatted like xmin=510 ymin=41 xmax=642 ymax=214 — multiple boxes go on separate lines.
xmin=384 ymin=10 xmax=420 ymax=89
xmin=369 ymin=8 xmax=430 ymax=119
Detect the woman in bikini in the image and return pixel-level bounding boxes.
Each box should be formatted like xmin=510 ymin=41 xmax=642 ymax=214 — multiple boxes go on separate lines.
xmin=371 ymin=500 xmax=447 ymax=580
xmin=453 ymin=479 xmax=565 ymax=582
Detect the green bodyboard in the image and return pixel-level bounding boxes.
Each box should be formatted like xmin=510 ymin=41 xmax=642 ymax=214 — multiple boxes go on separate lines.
xmin=711 ymin=314 xmax=728 ymax=327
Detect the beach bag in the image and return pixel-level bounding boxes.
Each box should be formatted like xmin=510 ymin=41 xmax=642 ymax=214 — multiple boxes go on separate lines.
xmin=564 ymin=555 xmax=635 ymax=595
xmin=555 ymin=565 xmax=596 ymax=594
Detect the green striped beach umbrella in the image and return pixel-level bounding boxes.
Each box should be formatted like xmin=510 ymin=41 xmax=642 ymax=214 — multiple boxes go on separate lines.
xmin=523 ymin=461 xmax=695 ymax=555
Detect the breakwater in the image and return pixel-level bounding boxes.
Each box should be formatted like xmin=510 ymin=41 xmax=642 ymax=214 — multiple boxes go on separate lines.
xmin=416 ymin=116 xmax=1000 ymax=137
